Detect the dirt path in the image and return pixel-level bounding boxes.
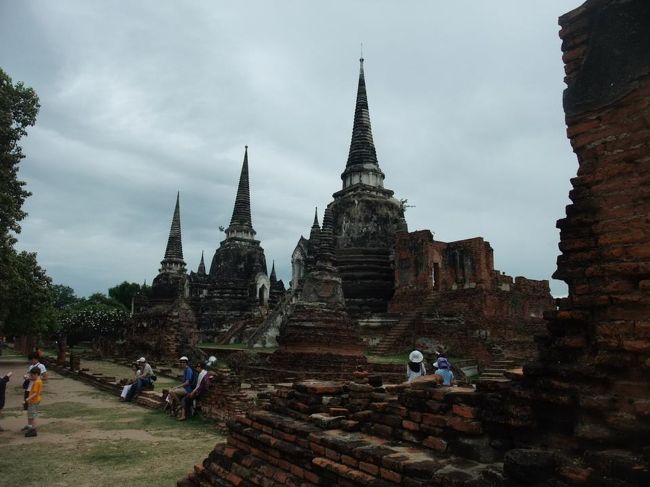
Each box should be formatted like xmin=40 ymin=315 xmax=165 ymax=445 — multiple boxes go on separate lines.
xmin=0 ymin=358 xmax=223 ymax=486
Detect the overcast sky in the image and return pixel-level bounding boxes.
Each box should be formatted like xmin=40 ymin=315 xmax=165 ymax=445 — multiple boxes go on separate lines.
xmin=1 ymin=1 xmax=583 ymax=298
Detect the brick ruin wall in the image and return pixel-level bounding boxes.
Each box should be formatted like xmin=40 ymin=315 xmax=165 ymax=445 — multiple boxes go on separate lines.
xmin=180 ymin=0 xmax=650 ymax=484
xmin=126 ymin=298 xmax=200 ymax=362
xmin=180 ymin=373 xmax=649 ymax=486
xmin=389 ymin=230 xmax=555 ymax=362
xmin=523 ymin=0 xmax=650 ymax=456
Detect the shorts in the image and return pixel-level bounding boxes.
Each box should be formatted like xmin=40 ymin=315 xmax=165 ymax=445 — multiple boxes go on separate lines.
xmin=27 ymin=403 xmax=39 ymax=419
xmin=171 ymin=387 xmax=189 ymax=398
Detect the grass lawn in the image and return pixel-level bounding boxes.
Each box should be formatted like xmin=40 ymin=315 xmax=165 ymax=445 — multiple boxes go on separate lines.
xmin=365 ymin=351 xmax=410 ymax=364
xmin=0 ymin=360 xmax=222 ymax=486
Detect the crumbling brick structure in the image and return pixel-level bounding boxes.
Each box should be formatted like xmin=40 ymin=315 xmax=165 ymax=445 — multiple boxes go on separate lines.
xmin=380 ymin=230 xmax=555 ymax=362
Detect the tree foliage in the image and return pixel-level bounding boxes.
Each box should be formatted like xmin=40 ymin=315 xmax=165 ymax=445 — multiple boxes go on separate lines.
xmin=51 ymin=284 xmax=79 ymax=309
xmin=108 ymin=281 xmax=143 ymax=309
xmin=0 ymin=250 xmax=53 ymax=336
xmin=0 ymin=67 xmax=51 ymax=337
xmin=59 ymin=301 xmax=128 ymax=345
xmin=0 ymin=67 xmax=40 ymax=242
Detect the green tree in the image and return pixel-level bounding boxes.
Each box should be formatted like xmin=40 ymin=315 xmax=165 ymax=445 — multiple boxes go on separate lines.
xmin=87 ymin=292 xmax=127 ymax=310
xmin=0 ymin=67 xmax=40 ymax=242
xmin=51 ymin=284 xmax=79 ymax=309
xmin=0 ymin=250 xmax=53 ymax=336
xmin=108 ymin=281 xmax=142 ymax=309
xmin=0 ymin=67 xmax=50 ymax=337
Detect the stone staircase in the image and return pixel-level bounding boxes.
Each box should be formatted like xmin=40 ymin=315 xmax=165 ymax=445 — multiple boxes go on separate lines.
xmin=371 ymin=309 xmax=421 ymax=355
xmin=246 ymin=291 xmax=294 ymax=348
xmin=476 ymin=342 xmax=516 ymax=381
xmin=479 ymin=358 xmax=517 ymax=381
xmin=372 ymin=293 xmax=460 ymax=355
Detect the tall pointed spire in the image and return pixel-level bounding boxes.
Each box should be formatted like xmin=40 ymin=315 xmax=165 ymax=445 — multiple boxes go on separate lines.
xmin=160 ymin=192 xmax=186 ymax=273
xmin=312 ymin=207 xmax=319 ymax=227
xmin=309 ymin=207 xmax=321 ymax=242
xmin=226 ymin=146 xmax=256 ymax=240
xmin=340 ymin=56 xmax=386 ymax=191
xmin=346 ymin=57 xmax=379 ymax=168
xmin=197 ymin=250 xmax=206 ymax=275
xmin=270 ymin=260 xmax=277 ymax=282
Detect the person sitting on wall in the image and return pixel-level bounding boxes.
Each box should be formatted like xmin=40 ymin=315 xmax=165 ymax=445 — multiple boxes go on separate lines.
xmin=179 ymin=356 xmax=215 ymax=421
xmin=434 ymin=357 xmax=455 ymax=386
xmin=124 ymin=357 xmax=154 ymax=402
xmin=166 ymin=356 xmax=194 ymax=416
xmin=406 ymin=350 xmax=426 ymax=383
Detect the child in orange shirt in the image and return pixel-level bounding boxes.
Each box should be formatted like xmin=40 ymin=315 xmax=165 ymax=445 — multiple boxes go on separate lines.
xmin=24 ymin=367 xmax=42 ymax=437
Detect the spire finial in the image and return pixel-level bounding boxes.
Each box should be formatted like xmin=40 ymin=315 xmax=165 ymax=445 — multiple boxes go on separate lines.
xmin=360 ymin=43 xmax=364 ymax=63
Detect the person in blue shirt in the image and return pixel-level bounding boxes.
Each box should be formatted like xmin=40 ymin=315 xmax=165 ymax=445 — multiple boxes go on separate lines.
xmin=167 ymin=356 xmax=194 ymax=417
xmin=434 ymin=357 xmax=455 ymax=386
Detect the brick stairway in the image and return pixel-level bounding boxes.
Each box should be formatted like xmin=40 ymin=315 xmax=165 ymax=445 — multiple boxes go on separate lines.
xmin=371 ymin=309 xmax=421 ymax=355
xmin=372 ymin=292 xmax=445 ymax=354
xmin=372 ymin=293 xmax=464 ymax=356
xmin=478 ymin=358 xmax=517 ymax=381
xmin=473 ymin=342 xmax=515 ymax=381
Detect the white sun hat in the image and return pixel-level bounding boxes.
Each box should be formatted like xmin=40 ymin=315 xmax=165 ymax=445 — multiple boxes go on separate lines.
xmin=137 ymin=357 xmax=146 ymax=363
xmin=409 ymin=350 xmax=424 ymax=363
xmin=179 ymin=356 xmax=189 ymax=362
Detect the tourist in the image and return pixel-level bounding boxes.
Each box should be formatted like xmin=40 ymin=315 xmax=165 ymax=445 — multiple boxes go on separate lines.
xmin=0 ymin=371 xmax=11 ymax=432
xmin=179 ymin=356 xmax=215 ymax=421
xmin=179 ymin=361 xmax=206 ymax=421
xmin=23 ymin=353 xmax=47 ymax=401
xmin=167 ymin=356 xmax=194 ymax=416
xmin=124 ymin=357 xmax=154 ymax=402
xmin=434 ymin=357 xmax=455 ymax=386
xmin=23 ymin=367 xmax=43 ymax=437
xmin=406 ymin=350 xmax=426 ymax=383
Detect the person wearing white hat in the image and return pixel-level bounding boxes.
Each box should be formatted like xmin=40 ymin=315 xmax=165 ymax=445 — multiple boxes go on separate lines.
xmin=167 ymin=356 xmax=194 ymax=417
xmin=406 ymin=350 xmax=427 ymax=383
xmin=125 ymin=357 xmax=154 ymax=402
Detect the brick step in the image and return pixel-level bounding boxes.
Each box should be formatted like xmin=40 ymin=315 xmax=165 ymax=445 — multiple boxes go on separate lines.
xmin=309 ymin=428 xmax=498 ymax=486
xmin=187 ymin=444 xmax=310 ymax=487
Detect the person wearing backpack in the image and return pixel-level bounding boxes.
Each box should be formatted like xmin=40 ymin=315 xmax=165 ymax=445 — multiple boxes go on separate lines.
xmin=168 ymin=356 xmax=194 ymax=416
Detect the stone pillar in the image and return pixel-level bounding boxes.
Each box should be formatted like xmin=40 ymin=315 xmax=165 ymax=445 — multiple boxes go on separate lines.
xmin=57 ymin=336 xmax=67 ymax=365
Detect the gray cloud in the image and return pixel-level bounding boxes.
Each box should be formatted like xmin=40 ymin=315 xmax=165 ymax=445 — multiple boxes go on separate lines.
xmin=0 ymin=0 xmax=583 ymax=297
